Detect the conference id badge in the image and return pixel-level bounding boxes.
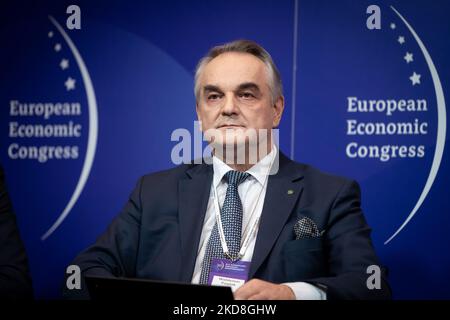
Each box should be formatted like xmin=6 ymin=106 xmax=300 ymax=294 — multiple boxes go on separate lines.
xmin=208 ymin=258 xmax=250 ymax=292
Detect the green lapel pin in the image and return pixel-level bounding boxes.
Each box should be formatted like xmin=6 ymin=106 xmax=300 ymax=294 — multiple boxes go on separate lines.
xmin=287 ymin=189 xmax=294 ymax=195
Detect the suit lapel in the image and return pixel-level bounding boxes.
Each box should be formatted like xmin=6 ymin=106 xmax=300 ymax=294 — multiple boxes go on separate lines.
xmin=178 ymin=163 xmax=212 ymax=282
xmin=177 ymin=153 xmax=305 ymax=281
xmin=248 ymin=153 xmax=305 ymax=278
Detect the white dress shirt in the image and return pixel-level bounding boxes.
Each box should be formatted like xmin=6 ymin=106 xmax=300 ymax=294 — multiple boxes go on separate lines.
xmin=191 ymin=145 xmax=326 ymax=300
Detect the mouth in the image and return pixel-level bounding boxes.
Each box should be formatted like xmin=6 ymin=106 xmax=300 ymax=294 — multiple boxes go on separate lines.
xmin=217 ymin=124 xmax=245 ymax=129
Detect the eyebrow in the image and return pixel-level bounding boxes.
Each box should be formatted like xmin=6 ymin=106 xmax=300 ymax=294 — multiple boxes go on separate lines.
xmin=203 ymin=85 xmax=223 ymax=94
xmin=202 ymin=82 xmax=261 ymax=94
xmin=236 ymin=82 xmax=261 ymax=93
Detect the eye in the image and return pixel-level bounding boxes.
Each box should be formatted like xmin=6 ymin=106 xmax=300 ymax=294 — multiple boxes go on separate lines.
xmin=238 ymin=92 xmax=255 ymax=99
xmin=207 ymin=93 xmax=222 ymax=101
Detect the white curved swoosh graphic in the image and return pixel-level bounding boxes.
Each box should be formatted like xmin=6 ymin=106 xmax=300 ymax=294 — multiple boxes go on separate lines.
xmin=41 ymin=16 xmax=98 ymax=240
xmin=385 ymin=7 xmax=447 ymax=244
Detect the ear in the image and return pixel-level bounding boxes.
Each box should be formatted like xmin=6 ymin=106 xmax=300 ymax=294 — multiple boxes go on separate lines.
xmin=196 ymin=103 xmax=203 ymax=131
xmin=272 ymin=95 xmax=285 ymax=128
xmin=195 ymin=102 xmax=200 ymax=120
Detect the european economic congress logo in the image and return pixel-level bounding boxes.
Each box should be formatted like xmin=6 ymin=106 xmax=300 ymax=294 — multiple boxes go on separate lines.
xmin=347 ymin=6 xmax=446 ymax=244
xmin=4 ymin=16 xmax=98 ymax=240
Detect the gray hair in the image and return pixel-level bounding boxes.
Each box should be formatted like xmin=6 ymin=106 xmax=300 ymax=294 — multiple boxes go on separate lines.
xmin=194 ymin=39 xmax=283 ymax=103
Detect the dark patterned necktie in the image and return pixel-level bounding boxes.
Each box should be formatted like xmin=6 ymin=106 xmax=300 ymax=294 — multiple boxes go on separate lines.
xmin=199 ymin=170 xmax=250 ymax=284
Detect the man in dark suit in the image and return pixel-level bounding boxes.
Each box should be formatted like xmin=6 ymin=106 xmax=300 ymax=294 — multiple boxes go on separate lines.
xmin=0 ymin=164 xmax=33 ymax=299
xmin=65 ymin=40 xmax=390 ymax=300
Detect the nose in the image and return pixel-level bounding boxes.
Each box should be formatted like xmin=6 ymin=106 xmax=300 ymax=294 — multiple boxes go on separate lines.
xmin=220 ymin=94 xmax=239 ymax=116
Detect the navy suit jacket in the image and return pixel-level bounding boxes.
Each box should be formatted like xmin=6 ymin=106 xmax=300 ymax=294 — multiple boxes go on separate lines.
xmin=64 ymin=152 xmax=391 ymax=299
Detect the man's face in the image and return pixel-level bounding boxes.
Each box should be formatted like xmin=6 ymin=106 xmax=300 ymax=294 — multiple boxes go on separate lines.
xmin=196 ymin=52 xmax=284 ymax=148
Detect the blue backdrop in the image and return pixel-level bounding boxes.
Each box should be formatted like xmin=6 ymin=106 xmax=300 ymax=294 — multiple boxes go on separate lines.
xmin=0 ymin=0 xmax=449 ymax=299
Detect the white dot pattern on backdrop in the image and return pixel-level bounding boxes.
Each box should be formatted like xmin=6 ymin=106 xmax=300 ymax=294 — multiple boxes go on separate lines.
xmin=199 ymin=170 xmax=250 ymax=285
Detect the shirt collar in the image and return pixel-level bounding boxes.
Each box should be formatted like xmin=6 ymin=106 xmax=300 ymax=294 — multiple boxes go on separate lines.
xmin=212 ymin=145 xmax=278 ymax=187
